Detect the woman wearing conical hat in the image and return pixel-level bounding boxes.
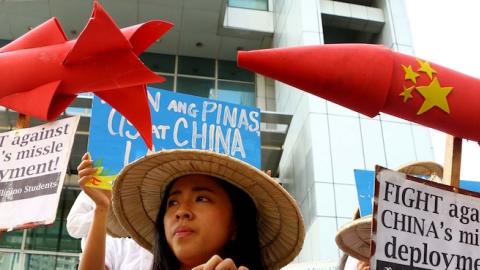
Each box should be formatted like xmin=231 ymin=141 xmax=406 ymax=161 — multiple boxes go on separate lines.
xmin=76 ymin=149 xmax=305 ymax=270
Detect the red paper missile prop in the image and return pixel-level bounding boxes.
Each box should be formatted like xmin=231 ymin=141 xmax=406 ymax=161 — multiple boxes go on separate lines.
xmin=0 ymin=1 xmax=173 ymax=148
xmin=238 ymin=44 xmax=480 ymax=142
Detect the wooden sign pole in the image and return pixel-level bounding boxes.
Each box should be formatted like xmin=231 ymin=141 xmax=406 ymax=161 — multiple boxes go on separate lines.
xmin=443 ymin=135 xmax=462 ymax=189
xmin=15 ymin=113 xmax=31 ymax=129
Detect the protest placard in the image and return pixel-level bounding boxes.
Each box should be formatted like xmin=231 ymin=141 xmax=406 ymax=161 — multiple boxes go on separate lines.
xmin=88 ymin=87 xmax=261 ymax=189
xmin=371 ymin=167 xmax=480 ymax=270
xmin=0 ymin=116 xmax=79 ymax=230
xmin=354 ymin=169 xmax=480 ymax=217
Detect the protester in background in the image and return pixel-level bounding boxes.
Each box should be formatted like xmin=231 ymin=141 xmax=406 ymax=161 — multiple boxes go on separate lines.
xmin=66 ymin=189 xmax=153 ymax=270
xmin=335 ymin=161 xmax=443 ymax=270
xmin=77 ymin=149 xmax=304 ymax=270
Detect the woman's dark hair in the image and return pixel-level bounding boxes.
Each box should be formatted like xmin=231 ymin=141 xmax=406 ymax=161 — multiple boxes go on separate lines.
xmin=152 ymin=176 xmax=266 ymax=270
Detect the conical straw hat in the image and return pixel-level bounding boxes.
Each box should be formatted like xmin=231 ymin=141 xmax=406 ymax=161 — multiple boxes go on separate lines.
xmin=110 ymin=149 xmax=305 ymax=269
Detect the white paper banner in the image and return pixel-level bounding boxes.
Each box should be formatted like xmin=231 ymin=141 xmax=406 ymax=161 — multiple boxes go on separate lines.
xmin=372 ymin=167 xmax=480 ymax=270
xmin=0 ymin=116 xmax=79 ymax=230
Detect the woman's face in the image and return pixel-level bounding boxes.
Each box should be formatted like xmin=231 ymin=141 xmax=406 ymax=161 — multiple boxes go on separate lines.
xmin=163 ymin=174 xmax=236 ymax=268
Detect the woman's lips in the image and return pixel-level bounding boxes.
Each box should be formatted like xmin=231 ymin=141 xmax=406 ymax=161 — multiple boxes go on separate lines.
xmin=174 ymin=226 xmax=194 ymax=238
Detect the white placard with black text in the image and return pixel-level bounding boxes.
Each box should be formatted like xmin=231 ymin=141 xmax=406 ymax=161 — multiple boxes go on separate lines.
xmin=0 ymin=116 xmax=79 ymax=230
xmin=372 ymin=167 xmax=480 ymax=270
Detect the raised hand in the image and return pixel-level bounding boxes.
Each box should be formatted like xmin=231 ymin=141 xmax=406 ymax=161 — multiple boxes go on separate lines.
xmin=77 ymin=153 xmax=111 ymax=210
xmin=191 ymin=255 xmax=249 ymax=270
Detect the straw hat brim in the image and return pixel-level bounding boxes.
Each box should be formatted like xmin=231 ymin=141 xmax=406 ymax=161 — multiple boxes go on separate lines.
xmin=396 ymin=161 xmax=443 ymax=178
xmin=111 ymin=149 xmax=305 ymax=269
xmin=335 ymin=216 xmax=372 ymax=262
xmin=335 ymin=161 xmax=444 ymax=261
xmin=106 ymin=209 xmax=129 ymax=237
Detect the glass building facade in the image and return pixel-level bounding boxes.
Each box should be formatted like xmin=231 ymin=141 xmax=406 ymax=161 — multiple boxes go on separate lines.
xmin=228 ymin=0 xmax=269 ymax=11
xmin=140 ymin=53 xmax=256 ymax=107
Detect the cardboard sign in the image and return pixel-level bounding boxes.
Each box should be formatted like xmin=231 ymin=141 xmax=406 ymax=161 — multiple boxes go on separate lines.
xmin=354 ymin=169 xmax=480 ymax=217
xmin=0 ymin=116 xmax=79 ymax=230
xmin=371 ymin=167 xmax=480 ymax=269
xmin=88 ymin=87 xmax=261 ymax=188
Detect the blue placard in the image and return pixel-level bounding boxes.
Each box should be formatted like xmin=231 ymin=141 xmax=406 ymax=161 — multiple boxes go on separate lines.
xmin=353 ymin=169 xmax=375 ymax=217
xmin=88 ymin=87 xmax=261 ymax=177
xmin=354 ymin=169 xmax=480 ymax=217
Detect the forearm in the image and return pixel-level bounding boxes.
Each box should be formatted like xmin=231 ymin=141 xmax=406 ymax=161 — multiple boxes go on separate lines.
xmin=78 ymin=207 xmax=108 ymax=270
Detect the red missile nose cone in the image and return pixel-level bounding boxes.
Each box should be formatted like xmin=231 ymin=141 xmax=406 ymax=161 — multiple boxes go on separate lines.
xmin=237 ymin=44 xmax=394 ymax=117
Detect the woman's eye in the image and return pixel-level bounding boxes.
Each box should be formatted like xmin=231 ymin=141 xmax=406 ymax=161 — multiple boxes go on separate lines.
xmin=167 ymin=200 xmax=178 ymax=207
xmin=196 ymin=196 xmax=209 ymax=202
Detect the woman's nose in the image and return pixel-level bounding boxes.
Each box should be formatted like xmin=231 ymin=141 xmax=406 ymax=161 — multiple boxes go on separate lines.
xmin=175 ymin=204 xmax=193 ymax=220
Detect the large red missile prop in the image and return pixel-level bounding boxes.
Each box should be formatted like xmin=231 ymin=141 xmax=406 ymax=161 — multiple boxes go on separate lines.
xmin=0 ymin=1 xmax=173 ymax=148
xmin=238 ymin=44 xmax=480 ymax=142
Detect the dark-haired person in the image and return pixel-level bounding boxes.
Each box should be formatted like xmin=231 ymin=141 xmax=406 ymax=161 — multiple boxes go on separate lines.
xmin=77 ymin=149 xmax=305 ymax=270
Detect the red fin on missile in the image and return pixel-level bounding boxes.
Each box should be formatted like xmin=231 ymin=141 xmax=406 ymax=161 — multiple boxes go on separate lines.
xmin=121 ymin=21 xmax=173 ymax=55
xmin=0 ymin=18 xmax=67 ymax=53
xmin=64 ymin=1 xmax=131 ymax=65
xmin=95 ymin=85 xmax=153 ymax=149
xmin=0 ymin=81 xmax=76 ymax=121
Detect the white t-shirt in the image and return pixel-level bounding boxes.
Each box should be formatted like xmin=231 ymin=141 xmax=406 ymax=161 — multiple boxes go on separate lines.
xmin=66 ymin=191 xmax=153 ymax=270
xmin=105 ymin=237 xmax=153 ymax=270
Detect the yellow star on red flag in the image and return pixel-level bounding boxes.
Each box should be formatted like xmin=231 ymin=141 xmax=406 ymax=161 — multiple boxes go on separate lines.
xmin=415 ymin=77 xmax=453 ymax=115
xmin=400 ymin=86 xmax=414 ymax=102
xmin=417 ymin=59 xmax=437 ymax=80
xmin=402 ymin=64 xmax=420 ymax=84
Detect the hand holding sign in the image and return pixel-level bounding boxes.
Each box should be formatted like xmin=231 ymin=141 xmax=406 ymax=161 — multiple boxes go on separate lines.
xmin=77 ymin=153 xmax=111 ymax=209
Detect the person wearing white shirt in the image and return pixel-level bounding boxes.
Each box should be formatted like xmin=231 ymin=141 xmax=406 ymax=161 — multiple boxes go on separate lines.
xmin=66 ymin=191 xmax=153 ymax=270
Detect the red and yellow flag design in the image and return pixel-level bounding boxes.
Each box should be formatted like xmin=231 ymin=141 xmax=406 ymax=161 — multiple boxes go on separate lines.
xmin=238 ymin=44 xmax=480 ymax=141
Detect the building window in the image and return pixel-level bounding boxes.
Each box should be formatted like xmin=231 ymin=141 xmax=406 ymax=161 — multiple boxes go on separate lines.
xmin=228 ymin=0 xmax=268 ymax=11
xmin=217 ymin=81 xmax=255 ymax=106
xmin=143 ymin=54 xmax=256 ymax=106
xmin=177 ymin=77 xmax=215 ymax=99
xmin=150 ymin=75 xmax=174 ymax=91
xmin=140 ymin=53 xmax=175 ymax=73
xmin=178 ymin=56 xmax=215 ymax=77
xmin=24 ymin=254 xmax=79 ymax=270
xmin=0 ymin=252 xmax=20 ymax=269
xmin=218 ymin=60 xmax=255 ymax=82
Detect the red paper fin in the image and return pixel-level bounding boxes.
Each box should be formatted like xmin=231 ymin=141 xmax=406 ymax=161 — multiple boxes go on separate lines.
xmin=96 ymin=85 xmax=153 ymax=149
xmin=64 ymin=1 xmax=131 ymax=65
xmin=121 ymin=20 xmax=173 ymax=55
xmin=0 ymin=81 xmax=75 ymax=121
xmin=0 ymin=18 xmax=67 ymax=53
